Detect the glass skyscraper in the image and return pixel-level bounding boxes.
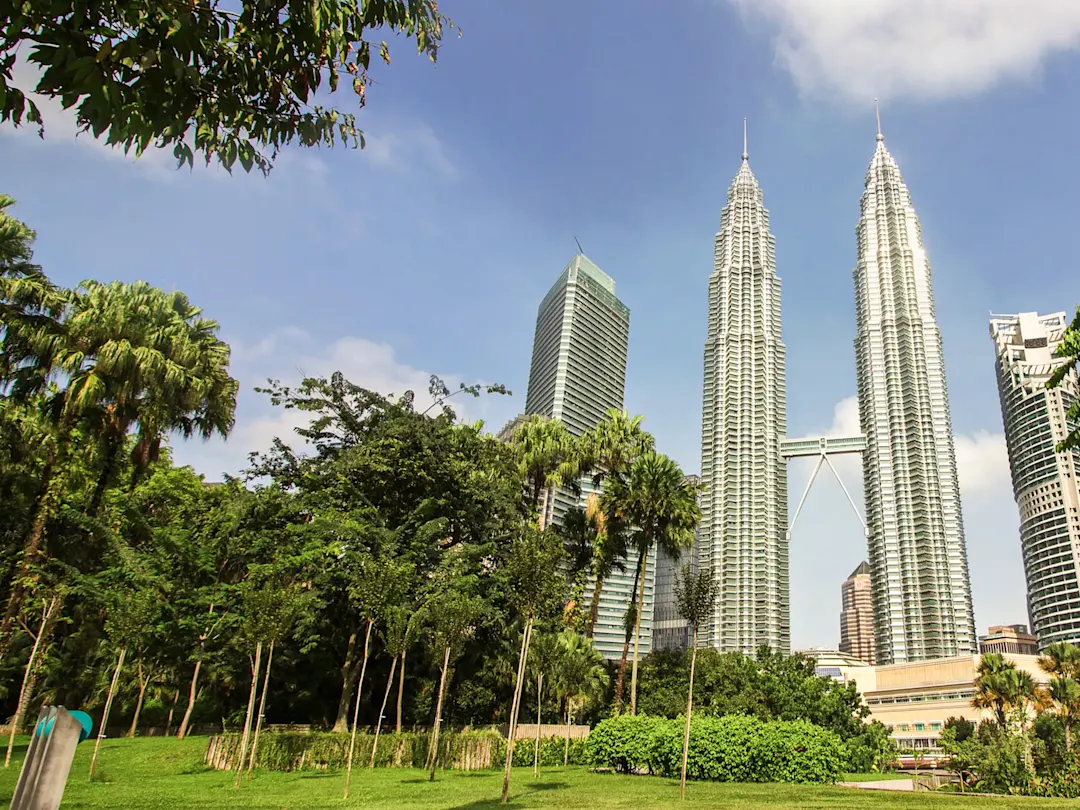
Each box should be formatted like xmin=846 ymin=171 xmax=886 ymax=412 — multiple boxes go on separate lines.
xmin=523 ymin=254 xmax=640 ymax=659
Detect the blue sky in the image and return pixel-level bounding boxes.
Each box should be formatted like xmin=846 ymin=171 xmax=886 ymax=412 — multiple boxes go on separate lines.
xmin=3 ymin=0 xmax=1080 ymax=650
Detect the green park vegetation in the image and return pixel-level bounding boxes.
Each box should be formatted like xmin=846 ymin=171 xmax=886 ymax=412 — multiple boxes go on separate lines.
xmin=1 ymin=736 xmax=1077 ymax=809
xmin=3 ymin=185 xmax=1080 ymax=805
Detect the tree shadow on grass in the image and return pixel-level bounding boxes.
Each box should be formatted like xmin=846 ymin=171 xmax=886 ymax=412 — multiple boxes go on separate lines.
xmin=525 ymin=781 xmax=569 ymax=791
xmin=445 ymin=781 xmax=570 ymax=809
xmin=298 ymin=772 xmax=337 ymax=780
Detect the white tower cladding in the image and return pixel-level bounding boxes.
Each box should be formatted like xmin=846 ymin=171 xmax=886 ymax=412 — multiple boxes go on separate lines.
xmin=853 ymin=109 xmax=976 ymax=664
xmin=699 ymin=123 xmax=789 ymax=653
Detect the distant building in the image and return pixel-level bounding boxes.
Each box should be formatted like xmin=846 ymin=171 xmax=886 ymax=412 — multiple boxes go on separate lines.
xmin=823 ymin=653 xmax=1049 ymax=754
xmin=522 ymin=254 xmax=639 ymax=660
xmin=979 ymin=624 xmax=1039 ymax=656
xmin=496 ymin=414 xmax=528 ymax=443
xmin=989 ymin=311 xmax=1080 ymax=650
xmin=839 ymin=561 xmax=876 ymax=665
xmin=651 ymin=475 xmax=701 ymax=653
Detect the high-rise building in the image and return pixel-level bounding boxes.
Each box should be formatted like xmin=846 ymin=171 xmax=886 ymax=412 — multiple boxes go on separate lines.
xmin=979 ymin=624 xmax=1039 ymax=656
xmin=989 ymin=311 xmax=1080 ymax=649
xmin=523 ymin=254 xmax=641 ymax=659
xmin=652 ymin=475 xmax=701 ymax=653
xmin=839 ymin=561 xmax=876 ymax=664
xmin=699 ymin=128 xmax=789 ymax=653
xmin=853 ymin=116 xmax=976 ymax=664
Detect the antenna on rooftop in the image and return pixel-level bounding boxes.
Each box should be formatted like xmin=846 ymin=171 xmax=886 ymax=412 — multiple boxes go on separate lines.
xmin=574 ymin=236 xmax=585 ymax=256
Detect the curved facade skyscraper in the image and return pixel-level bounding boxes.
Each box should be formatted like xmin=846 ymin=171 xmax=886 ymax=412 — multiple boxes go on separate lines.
xmin=853 ymin=125 xmax=976 ymax=664
xmin=990 ymin=312 xmax=1080 ymax=649
xmin=699 ymin=136 xmax=789 ymax=653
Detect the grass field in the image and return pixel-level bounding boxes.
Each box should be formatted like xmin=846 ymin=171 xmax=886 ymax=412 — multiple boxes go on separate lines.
xmin=0 ymin=736 xmax=1070 ymax=809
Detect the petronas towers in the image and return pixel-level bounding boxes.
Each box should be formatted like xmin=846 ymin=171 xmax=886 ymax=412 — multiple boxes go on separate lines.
xmin=699 ymin=130 xmax=789 ymax=653
xmin=698 ymin=116 xmax=976 ymax=663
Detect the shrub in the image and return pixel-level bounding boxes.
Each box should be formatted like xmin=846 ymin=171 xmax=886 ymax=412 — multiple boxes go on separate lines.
xmin=585 ymin=715 xmax=667 ymax=774
xmin=1022 ymin=755 xmax=1080 ymax=799
xmin=509 ymin=736 xmax=589 ymax=767
xmin=586 ymin=713 xmax=844 ymax=784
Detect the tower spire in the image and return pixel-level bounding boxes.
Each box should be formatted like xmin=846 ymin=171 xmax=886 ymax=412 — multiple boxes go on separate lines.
xmin=874 ymin=98 xmax=884 ymax=142
xmin=742 ymin=117 xmax=749 ymax=161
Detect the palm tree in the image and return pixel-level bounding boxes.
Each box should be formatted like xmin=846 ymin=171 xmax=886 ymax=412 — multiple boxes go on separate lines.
xmin=578 ymin=410 xmax=652 ymax=638
xmin=604 ymin=453 xmax=700 ymax=714
xmin=0 ymin=280 xmax=239 ymax=664
xmin=972 ymin=653 xmax=1036 ymax=731
xmin=674 ymin=564 xmax=719 ymax=801
xmin=526 ymin=631 xmax=560 ymax=776
xmin=1038 ymin=641 xmax=1080 ymax=679
xmin=555 ymin=630 xmax=608 ymax=766
xmin=510 ymin=415 xmax=579 ymax=526
xmin=1045 ymin=676 xmax=1080 ymax=750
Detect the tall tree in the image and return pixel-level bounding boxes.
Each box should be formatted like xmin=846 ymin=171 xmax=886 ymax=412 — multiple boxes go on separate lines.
xmin=577 ymin=410 xmax=653 ymax=637
xmin=604 ymin=453 xmax=699 ymax=714
xmin=674 ymin=565 xmax=719 ymax=801
xmin=526 ymin=631 xmax=560 ymax=777
xmin=501 ymin=526 xmax=565 ymax=804
xmin=425 ymin=587 xmax=484 ymax=782
xmin=2 ymin=2 xmax=454 ymax=174
xmin=554 ymin=630 xmax=607 ymax=766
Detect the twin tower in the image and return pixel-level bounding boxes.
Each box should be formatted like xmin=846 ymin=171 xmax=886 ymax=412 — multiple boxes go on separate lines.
xmin=700 ymin=118 xmax=977 ymax=665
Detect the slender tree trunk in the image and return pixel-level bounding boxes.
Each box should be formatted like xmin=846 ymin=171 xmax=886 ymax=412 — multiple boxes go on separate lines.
xmin=427 ymin=646 xmax=452 ymax=781
xmin=178 ymin=603 xmax=216 ymax=740
xmin=629 ymin=548 xmax=649 ymax=715
xmin=248 ymin=640 xmax=274 ymax=778
xmin=613 ymin=551 xmax=644 ymax=714
xmin=396 ymin=649 xmax=407 ymax=734
xmin=90 ymin=647 xmax=127 ymax=779
xmin=1066 ymin=722 xmax=1072 ymax=752
xmin=128 ymin=660 xmax=148 ymax=738
xmin=4 ymin=597 xmax=58 ymax=768
xmin=563 ymin=697 xmax=572 ymax=767
xmin=533 ymin=674 xmax=543 ymax=777
xmin=178 ymin=659 xmax=202 ymax=740
xmin=501 ymin=616 xmax=533 ymax=804
xmin=585 ymin=572 xmax=607 ymax=639
xmin=369 ymin=655 xmax=398 ymax=768
xmin=680 ymin=643 xmax=698 ymax=801
xmin=333 ymin=628 xmax=362 ymax=733
xmin=0 ymin=450 xmax=59 ymax=664
xmin=87 ymin=438 xmax=122 ymax=517
xmin=234 ymin=641 xmax=263 ymax=789
xmin=164 ymin=688 xmax=180 ymax=736
xmin=344 ymin=618 xmax=375 ymax=799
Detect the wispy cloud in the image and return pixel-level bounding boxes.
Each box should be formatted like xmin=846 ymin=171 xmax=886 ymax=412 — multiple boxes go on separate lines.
xmin=362 ymin=122 xmax=460 ymax=180
xmin=729 ymin=0 xmax=1080 ymax=101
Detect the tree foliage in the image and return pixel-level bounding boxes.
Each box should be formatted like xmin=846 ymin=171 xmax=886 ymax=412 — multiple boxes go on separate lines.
xmin=2 ymin=0 xmax=454 ymax=174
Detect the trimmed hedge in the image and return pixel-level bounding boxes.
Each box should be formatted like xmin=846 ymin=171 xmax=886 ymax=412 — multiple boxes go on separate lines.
xmin=208 ymin=730 xmax=507 ymax=771
xmin=509 ymin=736 xmax=589 ymax=767
xmin=207 ymin=730 xmax=588 ymax=772
xmin=585 ymin=714 xmax=844 ymax=784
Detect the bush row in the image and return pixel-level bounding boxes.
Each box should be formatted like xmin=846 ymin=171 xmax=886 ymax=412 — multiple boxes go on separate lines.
xmin=584 ymin=714 xmax=844 ymax=784
xmin=207 ymin=730 xmax=588 ymax=772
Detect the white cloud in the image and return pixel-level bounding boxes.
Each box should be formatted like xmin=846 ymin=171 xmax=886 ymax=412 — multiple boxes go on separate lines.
xmin=955 ymin=431 xmax=1013 ymax=496
xmin=729 ymin=0 xmax=1080 ymax=101
xmin=170 ymin=329 xmax=516 ymax=480
xmin=362 ymin=123 xmax=459 ymax=179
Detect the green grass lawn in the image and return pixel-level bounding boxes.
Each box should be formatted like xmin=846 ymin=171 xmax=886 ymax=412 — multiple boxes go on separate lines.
xmin=0 ymin=736 xmax=1069 ymax=809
